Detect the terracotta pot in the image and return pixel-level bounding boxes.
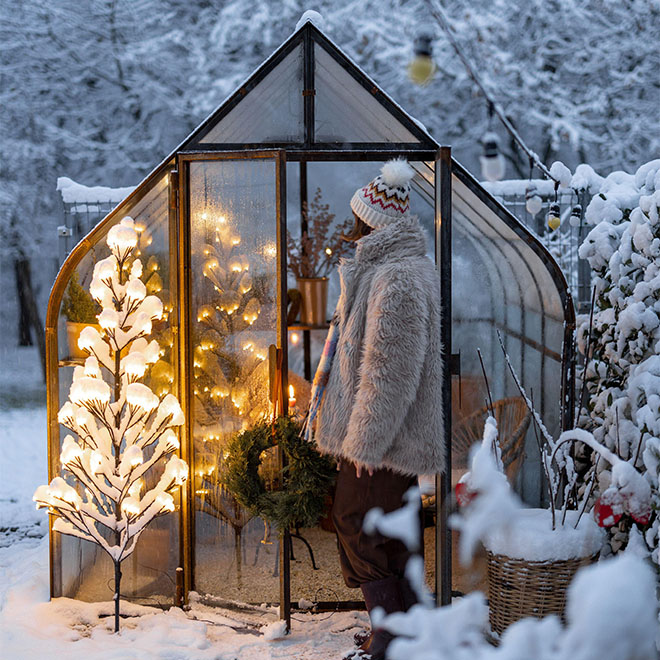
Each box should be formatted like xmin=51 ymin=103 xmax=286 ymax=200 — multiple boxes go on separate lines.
xmin=296 ymin=277 xmax=328 ymax=326
xmin=66 ymin=321 xmax=101 ymax=360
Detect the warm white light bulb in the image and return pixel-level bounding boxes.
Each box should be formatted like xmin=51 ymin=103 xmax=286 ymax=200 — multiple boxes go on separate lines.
xmin=78 ymin=326 xmax=100 ymax=353
xmin=156 ymin=492 xmax=175 ymax=512
xmin=159 ymin=394 xmax=185 ymax=426
xmin=167 ymin=456 xmax=188 ymax=485
xmin=126 ymin=383 xmax=159 ymax=412
xmin=124 ymin=444 xmax=144 ymax=468
xmin=128 ymin=478 xmax=144 ymax=498
xmin=96 ymin=259 xmax=116 ymax=282
xmin=70 ymin=377 xmax=111 ymax=406
xmin=107 ymin=221 xmax=138 ymax=255
xmin=162 ymin=429 xmax=180 ymax=451
xmin=126 ymin=278 xmax=147 ymax=304
xmin=98 ymin=309 xmax=119 ymax=331
xmin=84 ymin=356 xmax=101 ymax=378
xmin=61 ymin=435 xmax=82 ymax=465
xmin=526 ymin=195 xmax=543 ymax=216
xmin=89 ymin=277 xmax=106 ymax=301
xmin=58 ymin=402 xmax=75 ymax=426
xmin=122 ymin=497 xmax=140 ymax=517
xmin=90 ymin=450 xmax=104 ymax=473
xmin=123 ymin=352 xmax=147 ymax=379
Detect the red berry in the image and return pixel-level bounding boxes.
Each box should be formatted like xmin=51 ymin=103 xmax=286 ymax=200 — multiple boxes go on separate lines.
xmin=594 ymin=497 xmax=622 ymax=527
xmin=630 ymin=508 xmax=651 ymax=526
xmin=455 ymin=481 xmax=476 ymax=507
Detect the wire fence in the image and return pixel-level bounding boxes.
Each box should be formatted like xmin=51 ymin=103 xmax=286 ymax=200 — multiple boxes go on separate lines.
xmin=482 ymin=180 xmax=593 ymax=314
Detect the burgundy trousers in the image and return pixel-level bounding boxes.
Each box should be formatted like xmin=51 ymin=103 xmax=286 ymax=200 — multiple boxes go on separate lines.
xmin=331 ymin=461 xmax=421 ymax=588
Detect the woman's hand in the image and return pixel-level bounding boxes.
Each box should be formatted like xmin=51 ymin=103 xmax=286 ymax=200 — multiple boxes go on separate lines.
xmin=355 ymin=463 xmax=374 ymax=478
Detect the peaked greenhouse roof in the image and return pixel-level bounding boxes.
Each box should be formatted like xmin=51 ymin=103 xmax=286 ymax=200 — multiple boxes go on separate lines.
xmin=180 ymin=19 xmax=439 ymax=151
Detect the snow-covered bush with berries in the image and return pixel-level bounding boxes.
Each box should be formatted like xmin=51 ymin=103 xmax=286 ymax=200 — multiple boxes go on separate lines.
xmin=577 ymin=160 xmax=660 ymax=564
xmin=366 ymin=440 xmax=657 ymax=660
xmin=33 ymin=216 xmax=188 ymax=632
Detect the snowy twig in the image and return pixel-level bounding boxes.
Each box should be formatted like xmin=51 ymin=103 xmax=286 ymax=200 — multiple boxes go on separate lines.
xmin=574 ymin=456 xmax=600 ymax=530
xmin=576 ymin=284 xmax=597 ymax=424
xmin=498 ymin=331 xmax=555 ymax=449
xmin=476 ymin=348 xmax=494 ymax=417
xmin=498 ymin=331 xmax=558 ymax=526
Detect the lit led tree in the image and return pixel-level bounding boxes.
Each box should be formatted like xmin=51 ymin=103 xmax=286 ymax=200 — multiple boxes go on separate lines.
xmin=195 ymin=215 xmax=269 ymax=416
xmin=33 ymin=216 xmax=187 ymax=632
xmin=133 ymin=223 xmax=176 ymax=399
xmin=192 ymin=212 xmax=277 ymax=579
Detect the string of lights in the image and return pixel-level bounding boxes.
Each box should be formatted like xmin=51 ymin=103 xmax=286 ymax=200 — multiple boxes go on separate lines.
xmin=411 ymin=0 xmax=560 ymax=186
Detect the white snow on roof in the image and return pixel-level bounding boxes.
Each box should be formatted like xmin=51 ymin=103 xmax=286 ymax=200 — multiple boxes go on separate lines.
xmin=57 ymin=177 xmax=135 ymax=205
xmin=295 ymin=10 xmax=324 ymax=32
xmin=481 ymin=178 xmax=558 ymax=196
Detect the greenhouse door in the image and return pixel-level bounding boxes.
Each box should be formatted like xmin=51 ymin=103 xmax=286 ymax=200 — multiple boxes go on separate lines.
xmin=177 ymin=151 xmax=288 ymax=606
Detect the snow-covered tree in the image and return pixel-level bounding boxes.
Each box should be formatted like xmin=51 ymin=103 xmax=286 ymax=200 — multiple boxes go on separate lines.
xmin=1 ymin=0 xmax=656 ymax=265
xmin=1 ymin=0 xmax=656 ymax=358
xmin=33 ymin=216 xmax=188 ymax=632
xmin=577 ymin=159 xmax=660 ymax=564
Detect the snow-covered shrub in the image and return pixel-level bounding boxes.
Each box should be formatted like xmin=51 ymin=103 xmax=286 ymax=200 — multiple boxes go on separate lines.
xmin=577 ymin=160 xmax=660 ymax=563
xmin=382 ymin=554 xmax=657 ymax=660
xmin=33 ymin=216 xmax=188 ymax=632
xmin=369 ymin=448 xmax=657 ymax=660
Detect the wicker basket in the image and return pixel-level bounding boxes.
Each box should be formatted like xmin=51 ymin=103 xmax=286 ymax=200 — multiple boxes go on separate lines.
xmin=486 ymin=550 xmax=596 ymax=635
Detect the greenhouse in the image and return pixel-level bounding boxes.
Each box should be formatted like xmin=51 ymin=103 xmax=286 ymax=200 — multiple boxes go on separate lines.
xmin=44 ymin=18 xmax=574 ymax=624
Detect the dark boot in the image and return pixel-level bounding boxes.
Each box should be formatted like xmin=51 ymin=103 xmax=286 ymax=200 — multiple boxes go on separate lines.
xmin=397 ymin=577 xmax=419 ymax=611
xmin=358 ymin=576 xmax=404 ymax=660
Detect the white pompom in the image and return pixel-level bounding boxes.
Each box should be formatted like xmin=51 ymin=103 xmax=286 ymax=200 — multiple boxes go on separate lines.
xmin=380 ymin=159 xmax=415 ymax=188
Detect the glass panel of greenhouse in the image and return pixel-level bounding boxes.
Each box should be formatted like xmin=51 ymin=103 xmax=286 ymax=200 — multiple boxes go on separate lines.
xmin=448 ymin=164 xmax=571 ymax=595
xmin=198 ymin=46 xmax=304 ymax=144
xmin=51 ymin=166 xmax=179 ymax=604
xmin=409 ymin=160 xmax=572 ymax=595
xmin=187 ymin=156 xmax=281 ymax=604
xmin=313 ymin=43 xmax=421 ymax=144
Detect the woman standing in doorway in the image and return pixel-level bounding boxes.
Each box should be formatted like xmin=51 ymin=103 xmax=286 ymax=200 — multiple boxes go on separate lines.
xmin=313 ymin=159 xmax=445 ymax=660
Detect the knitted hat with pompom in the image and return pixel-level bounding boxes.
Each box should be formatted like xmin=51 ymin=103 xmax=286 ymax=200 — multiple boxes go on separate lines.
xmin=350 ymin=159 xmax=415 ymax=229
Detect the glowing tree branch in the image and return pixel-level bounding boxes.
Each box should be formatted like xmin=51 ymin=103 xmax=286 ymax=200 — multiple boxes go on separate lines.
xmin=34 ymin=216 xmax=188 ymax=633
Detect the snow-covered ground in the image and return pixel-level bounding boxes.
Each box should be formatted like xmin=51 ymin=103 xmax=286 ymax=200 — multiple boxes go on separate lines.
xmin=0 ymin=536 xmax=367 ymax=659
xmin=0 ymin=346 xmax=366 ymax=659
xmin=0 ymin=346 xmax=48 ymax=546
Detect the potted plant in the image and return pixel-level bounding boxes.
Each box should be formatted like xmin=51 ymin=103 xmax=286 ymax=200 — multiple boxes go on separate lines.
xmin=286 ymin=188 xmax=354 ymax=325
xmin=61 ymin=271 xmax=101 ymax=359
xmin=453 ymin=338 xmax=616 ymax=636
xmin=454 ymin=416 xmax=608 ymax=637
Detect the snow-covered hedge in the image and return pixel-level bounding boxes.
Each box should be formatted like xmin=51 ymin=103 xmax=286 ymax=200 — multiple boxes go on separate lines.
xmin=578 ymin=159 xmax=660 ymax=564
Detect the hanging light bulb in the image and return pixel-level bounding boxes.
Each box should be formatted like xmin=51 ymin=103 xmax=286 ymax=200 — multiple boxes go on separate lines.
xmin=569 ymin=204 xmax=582 ymax=227
xmin=525 ymin=184 xmax=543 ymax=216
xmin=547 ymin=202 xmax=561 ymax=231
xmin=480 ymin=132 xmax=506 ymax=182
xmin=408 ymin=34 xmax=436 ymax=86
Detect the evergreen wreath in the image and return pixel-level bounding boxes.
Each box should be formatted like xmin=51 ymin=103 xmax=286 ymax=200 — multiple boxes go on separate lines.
xmin=222 ymin=416 xmax=336 ymax=531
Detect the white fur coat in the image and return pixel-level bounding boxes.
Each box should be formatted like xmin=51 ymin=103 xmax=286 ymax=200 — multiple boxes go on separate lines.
xmin=315 ymin=215 xmax=444 ymax=476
